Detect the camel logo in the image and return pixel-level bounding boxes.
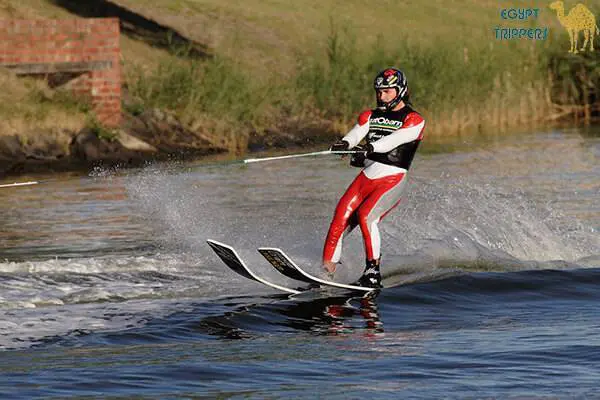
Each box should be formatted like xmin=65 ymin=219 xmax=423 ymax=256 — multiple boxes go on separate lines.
xmin=549 ymin=1 xmax=599 ymax=53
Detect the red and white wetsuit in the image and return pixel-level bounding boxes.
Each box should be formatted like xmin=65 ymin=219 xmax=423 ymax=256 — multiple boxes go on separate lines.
xmin=323 ymin=105 xmax=425 ymax=264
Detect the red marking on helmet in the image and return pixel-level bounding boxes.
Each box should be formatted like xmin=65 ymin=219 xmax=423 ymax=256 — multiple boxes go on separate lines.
xmin=383 ymin=69 xmax=396 ymax=77
xmin=358 ymin=109 xmax=372 ymax=126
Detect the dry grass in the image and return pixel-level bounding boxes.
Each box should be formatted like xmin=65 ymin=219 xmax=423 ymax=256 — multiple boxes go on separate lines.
xmin=114 ymin=0 xmax=529 ymax=74
xmin=110 ymin=0 xmax=572 ymax=71
xmin=0 ymin=69 xmax=86 ymax=143
xmin=0 ymin=0 xmax=73 ymax=19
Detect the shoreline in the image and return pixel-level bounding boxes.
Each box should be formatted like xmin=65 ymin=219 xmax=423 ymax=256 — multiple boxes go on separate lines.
xmin=3 ymin=119 xmax=598 ymax=180
xmin=0 ymin=109 xmax=340 ymax=178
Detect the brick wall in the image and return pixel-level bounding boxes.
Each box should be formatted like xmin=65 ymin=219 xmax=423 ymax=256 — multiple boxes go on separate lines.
xmin=0 ymin=18 xmax=121 ymax=127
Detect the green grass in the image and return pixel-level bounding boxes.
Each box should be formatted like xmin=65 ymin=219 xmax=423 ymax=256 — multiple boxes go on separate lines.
xmin=126 ymin=52 xmax=268 ymax=125
xmin=543 ymin=45 xmax=600 ymax=105
xmin=120 ymin=0 xmax=599 ymax=139
xmin=294 ymin=25 xmax=542 ymax=118
xmin=126 ymin=18 xmax=558 ymax=138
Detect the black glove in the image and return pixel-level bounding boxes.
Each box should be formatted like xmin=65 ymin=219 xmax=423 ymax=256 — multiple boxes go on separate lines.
xmin=350 ymin=145 xmax=366 ymax=167
xmin=364 ymin=143 xmax=374 ymax=155
xmin=329 ymin=140 xmax=349 ymax=152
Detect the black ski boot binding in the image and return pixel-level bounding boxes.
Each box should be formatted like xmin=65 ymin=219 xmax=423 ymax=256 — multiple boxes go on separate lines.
xmin=356 ymin=259 xmax=382 ymax=289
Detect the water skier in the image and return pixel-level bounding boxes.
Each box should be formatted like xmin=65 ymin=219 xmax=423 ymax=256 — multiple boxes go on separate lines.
xmin=323 ymin=68 xmax=425 ymax=288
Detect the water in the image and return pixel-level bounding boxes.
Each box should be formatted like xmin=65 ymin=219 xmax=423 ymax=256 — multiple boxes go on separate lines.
xmin=0 ymin=128 xmax=598 ymax=398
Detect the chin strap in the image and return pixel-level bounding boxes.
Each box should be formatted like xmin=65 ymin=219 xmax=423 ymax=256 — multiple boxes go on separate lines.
xmin=376 ymin=87 xmax=403 ymax=111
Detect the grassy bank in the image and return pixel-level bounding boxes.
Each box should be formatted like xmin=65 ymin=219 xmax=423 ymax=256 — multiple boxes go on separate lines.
xmin=119 ymin=0 xmax=600 ymax=148
xmin=1 ymin=0 xmax=599 ymax=155
xmin=0 ymin=68 xmax=88 ymax=147
xmin=126 ymin=25 xmax=598 ymax=144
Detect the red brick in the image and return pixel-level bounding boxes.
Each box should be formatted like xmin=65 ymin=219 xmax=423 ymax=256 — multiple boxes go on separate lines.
xmin=95 ymin=110 xmax=117 ymax=117
xmin=58 ymin=19 xmax=76 ymax=28
xmin=76 ymin=21 xmax=91 ymax=33
xmin=58 ymin=20 xmax=77 ymax=33
xmin=99 ymin=120 xmax=122 ymax=128
xmin=90 ymin=24 xmax=107 ymax=34
xmin=10 ymin=22 xmax=21 ymax=34
xmin=101 ymin=111 xmax=121 ymax=119
xmin=0 ymin=18 xmax=122 ymax=122
xmin=95 ymin=107 xmax=113 ymax=113
xmin=93 ymin=39 xmax=113 ymax=47
xmin=66 ymin=32 xmax=81 ymax=41
xmin=54 ymin=49 xmax=73 ymax=57
xmin=93 ymin=99 xmax=115 ymax=107
xmin=65 ymin=43 xmax=85 ymax=52
xmin=53 ymin=33 xmax=69 ymax=42
xmin=52 ymin=48 xmax=71 ymax=56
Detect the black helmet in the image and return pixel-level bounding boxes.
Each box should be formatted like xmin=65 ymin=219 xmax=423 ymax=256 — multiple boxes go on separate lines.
xmin=373 ymin=68 xmax=408 ymax=110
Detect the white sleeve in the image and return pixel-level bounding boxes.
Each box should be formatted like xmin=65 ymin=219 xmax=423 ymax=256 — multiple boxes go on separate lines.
xmin=342 ymin=121 xmax=370 ymax=149
xmin=370 ymin=120 xmax=424 ymax=153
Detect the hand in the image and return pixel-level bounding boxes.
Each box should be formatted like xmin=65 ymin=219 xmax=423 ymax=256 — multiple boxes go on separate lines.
xmin=364 ymin=143 xmax=374 ymax=155
xmin=329 ymin=140 xmax=349 ymax=152
xmin=323 ymin=261 xmax=337 ymax=275
xmin=350 ymin=145 xmax=366 ymax=167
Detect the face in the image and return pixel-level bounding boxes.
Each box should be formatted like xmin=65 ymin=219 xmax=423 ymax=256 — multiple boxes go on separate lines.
xmin=376 ymin=88 xmax=397 ymax=104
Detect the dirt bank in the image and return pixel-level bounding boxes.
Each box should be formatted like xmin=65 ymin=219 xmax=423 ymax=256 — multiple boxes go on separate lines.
xmin=0 ymin=108 xmax=340 ymax=177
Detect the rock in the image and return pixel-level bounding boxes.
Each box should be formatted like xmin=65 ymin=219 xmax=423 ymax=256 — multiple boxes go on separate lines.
xmin=247 ymin=115 xmax=339 ymax=151
xmin=0 ymin=135 xmax=24 ymax=160
xmin=116 ymin=130 xmax=157 ymax=153
xmin=124 ymin=109 xmax=226 ymax=155
xmin=70 ymin=129 xmax=105 ymax=161
xmin=69 ymin=127 xmax=162 ymax=165
xmin=165 ymin=113 xmax=178 ymax=126
xmin=151 ymin=108 xmax=165 ymax=121
xmin=23 ymin=130 xmax=69 ymax=161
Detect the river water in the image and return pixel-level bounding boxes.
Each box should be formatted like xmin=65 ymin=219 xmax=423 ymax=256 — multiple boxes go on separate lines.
xmin=0 ymin=127 xmax=598 ymax=398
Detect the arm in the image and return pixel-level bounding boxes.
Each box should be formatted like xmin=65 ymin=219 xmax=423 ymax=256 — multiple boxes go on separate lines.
xmin=369 ymin=113 xmax=425 ymax=153
xmin=341 ymin=110 xmax=371 ymax=149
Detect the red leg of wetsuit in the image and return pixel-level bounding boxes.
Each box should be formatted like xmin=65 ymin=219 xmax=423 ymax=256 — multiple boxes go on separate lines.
xmin=323 ymin=172 xmax=405 ymax=264
xmin=322 ymin=173 xmax=366 ymax=263
xmin=355 ymin=174 xmax=404 ymax=260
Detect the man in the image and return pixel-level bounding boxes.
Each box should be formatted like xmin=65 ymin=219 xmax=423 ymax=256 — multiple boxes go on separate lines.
xmin=323 ymin=68 xmax=425 ymax=288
